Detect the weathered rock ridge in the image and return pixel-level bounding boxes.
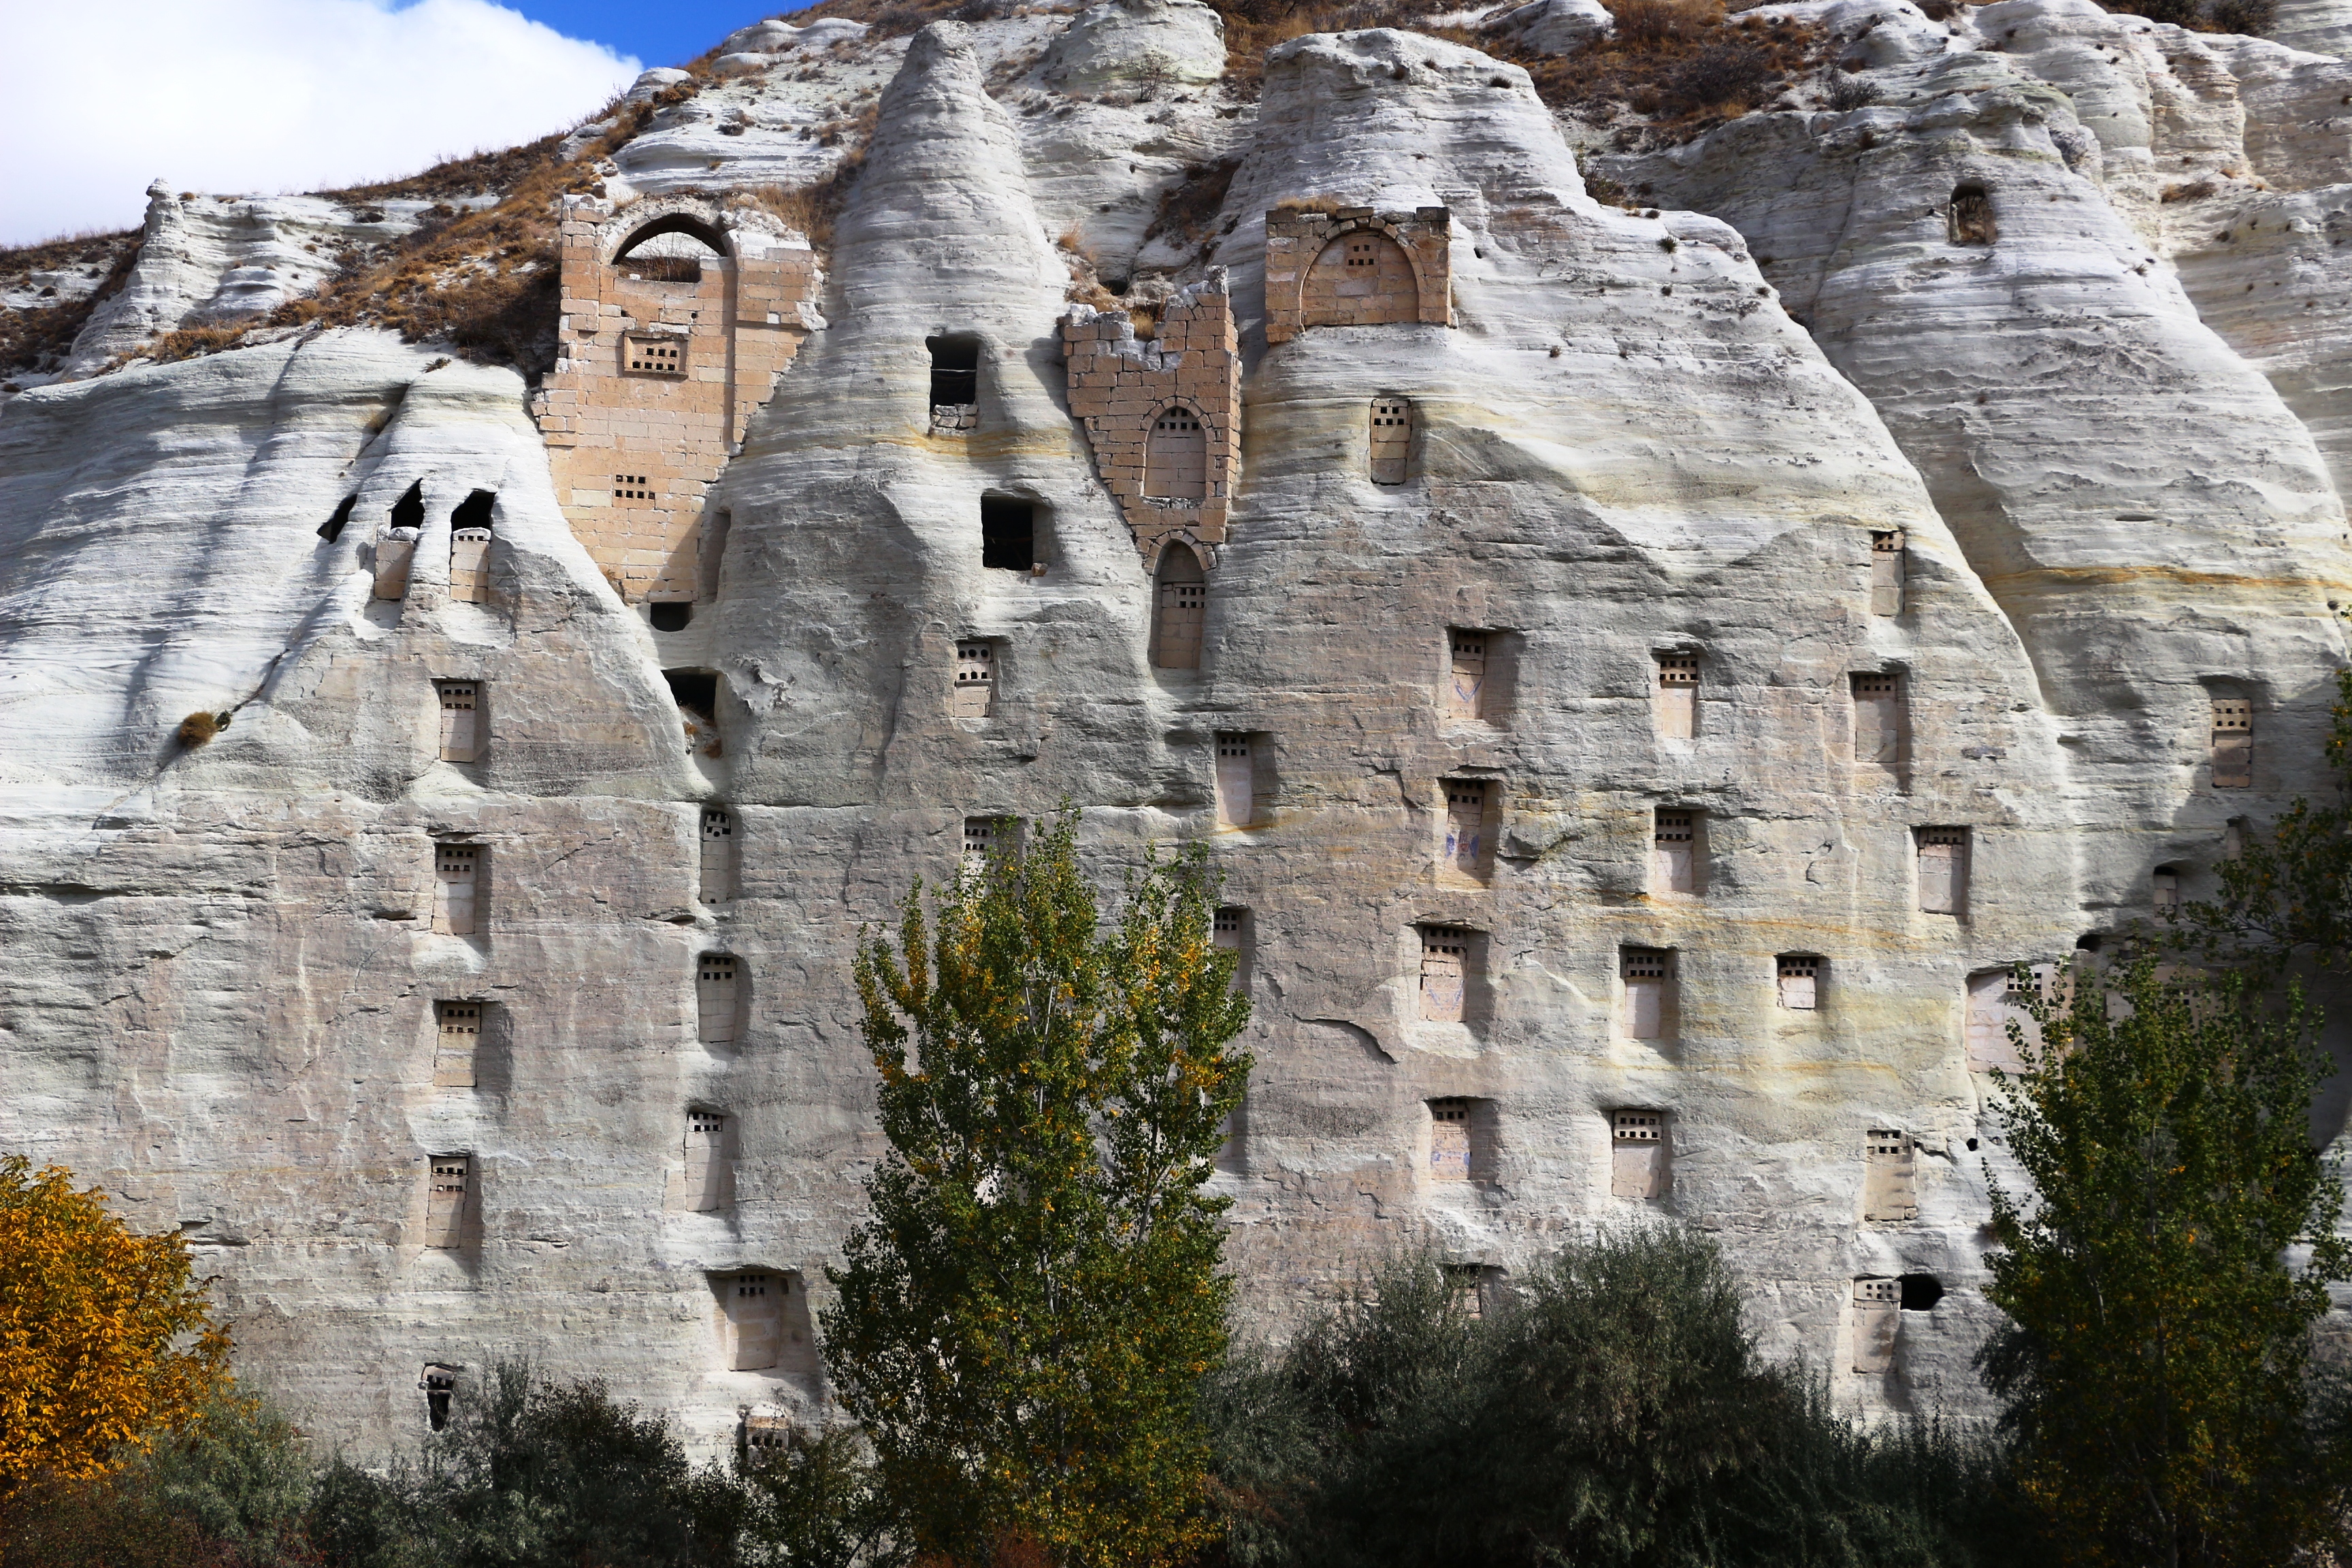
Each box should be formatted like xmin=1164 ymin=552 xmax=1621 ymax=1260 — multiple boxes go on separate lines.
xmin=3 ymin=0 xmax=2351 ymax=1456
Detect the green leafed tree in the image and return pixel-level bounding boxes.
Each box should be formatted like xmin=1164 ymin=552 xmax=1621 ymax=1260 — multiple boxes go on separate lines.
xmin=1979 ymin=956 xmax=2352 ymax=1567
xmin=821 ymin=808 xmax=1253 ymax=1568
xmin=2161 ymin=666 xmax=2352 ymax=984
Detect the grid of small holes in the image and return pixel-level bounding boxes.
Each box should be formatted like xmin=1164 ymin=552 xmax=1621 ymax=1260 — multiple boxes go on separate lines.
xmin=627 ymin=339 xmax=685 ymax=374
xmin=1613 ymin=1110 xmax=1663 ymax=1143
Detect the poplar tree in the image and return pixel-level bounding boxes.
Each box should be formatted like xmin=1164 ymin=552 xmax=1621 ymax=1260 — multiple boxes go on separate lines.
xmin=822 ymin=809 xmax=1253 ymax=1567
xmin=1979 ymin=958 xmax=2352 ymax=1567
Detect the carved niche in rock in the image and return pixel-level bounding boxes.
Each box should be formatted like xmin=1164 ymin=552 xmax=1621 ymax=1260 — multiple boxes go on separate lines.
xmin=1263 ymin=203 xmax=1452 ymax=344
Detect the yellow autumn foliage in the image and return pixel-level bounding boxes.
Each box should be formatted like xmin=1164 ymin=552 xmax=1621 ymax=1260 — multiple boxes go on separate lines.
xmin=0 ymin=1156 xmax=231 ymax=1496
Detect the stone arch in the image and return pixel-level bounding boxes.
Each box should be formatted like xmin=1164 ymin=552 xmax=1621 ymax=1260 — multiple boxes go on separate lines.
xmin=1299 ymin=221 xmax=1426 ymax=329
xmin=606 ymin=209 xmax=733 ymax=267
xmin=1141 ymin=529 xmax=1215 ymax=576
xmin=1143 ymin=400 xmax=1209 ymax=501
xmin=1149 ymin=541 xmax=1207 ymax=670
xmin=541 ymin=190 xmax=818 ymax=604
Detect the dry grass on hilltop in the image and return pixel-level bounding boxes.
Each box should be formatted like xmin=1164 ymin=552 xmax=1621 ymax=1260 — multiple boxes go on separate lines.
xmin=165 ymin=69 xmax=864 ymax=381
xmin=1478 ymin=0 xmax=1827 ymax=140
xmin=153 ymin=91 xmax=702 ymax=377
xmin=0 ymin=229 xmax=142 ymax=380
xmin=248 ymin=127 xmax=617 ymax=377
xmin=16 ymin=0 xmax=1818 ymax=385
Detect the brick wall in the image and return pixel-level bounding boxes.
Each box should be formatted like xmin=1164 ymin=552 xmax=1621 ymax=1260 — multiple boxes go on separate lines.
xmin=1262 ymin=204 xmax=1452 ymax=345
xmin=534 ymin=197 xmax=821 ymax=602
xmin=1060 ymin=271 xmax=1242 ymax=566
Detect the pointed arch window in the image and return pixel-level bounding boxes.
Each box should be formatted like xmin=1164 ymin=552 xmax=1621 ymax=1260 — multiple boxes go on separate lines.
xmin=1151 ymin=544 xmax=1206 ymax=670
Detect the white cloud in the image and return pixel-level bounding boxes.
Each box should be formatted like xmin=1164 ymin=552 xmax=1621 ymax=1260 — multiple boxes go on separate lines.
xmin=3 ymin=0 xmax=642 ymax=245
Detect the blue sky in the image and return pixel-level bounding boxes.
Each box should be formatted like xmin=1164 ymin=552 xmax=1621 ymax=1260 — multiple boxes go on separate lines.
xmin=8 ymin=0 xmax=816 ymax=245
xmin=505 ymin=1 xmax=801 ymax=67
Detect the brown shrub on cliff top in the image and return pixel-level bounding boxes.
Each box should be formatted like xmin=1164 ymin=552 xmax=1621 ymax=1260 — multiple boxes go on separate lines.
xmin=321 ymin=136 xmax=577 ymax=205
xmin=1 ymin=230 xmax=142 ymax=378
xmin=134 ymin=97 xmax=626 ymax=372
xmin=246 ymin=124 xmax=621 ymax=376
xmin=141 ymin=68 xmax=881 ymax=382
xmin=140 ymin=89 xmax=693 ymax=375
xmin=1486 ymin=0 xmax=1823 ymax=135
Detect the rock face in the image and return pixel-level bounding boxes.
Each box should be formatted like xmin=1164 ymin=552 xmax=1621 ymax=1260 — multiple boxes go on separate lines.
xmin=1043 ymin=0 xmax=1230 ymax=90
xmin=1603 ymin=0 xmax=2352 ymax=913
xmin=2270 ymin=0 xmax=2352 ymax=57
xmin=3 ymin=0 xmax=2351 ymax=1460
xmin=1488 ymin=0 xmax=1616 ymax=58
xmin=63 ymin=184 xmax=484 ymax=378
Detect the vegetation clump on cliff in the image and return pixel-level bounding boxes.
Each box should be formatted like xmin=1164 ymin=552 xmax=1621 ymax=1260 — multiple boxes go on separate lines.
xmin=0 ymin=229 xmax=142 ymax=381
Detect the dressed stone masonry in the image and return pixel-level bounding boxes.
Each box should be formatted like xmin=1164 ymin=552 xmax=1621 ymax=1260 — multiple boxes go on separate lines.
xmin=533 ymin=196 xmax=822 ymax=603
xmin=1060 ymin=271 xmax=1243 ymax=561
xmin=1262 ymin=203 xmax=1454 ymax=343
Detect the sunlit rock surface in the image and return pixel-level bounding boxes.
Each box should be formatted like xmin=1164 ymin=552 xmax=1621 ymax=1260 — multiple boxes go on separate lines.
xmin=3 ymin=0 xmax=2350 ymax=1457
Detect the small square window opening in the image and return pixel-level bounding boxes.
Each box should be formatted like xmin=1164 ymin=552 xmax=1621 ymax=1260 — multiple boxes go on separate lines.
xmin=1611 ymin=1109 xmax=1669 ymax=1198
xmin=1655 ymin=653 xmax=1698 ymax=740
xmin=953 ymin=641 xmax=996 ymax=719
xmin=1777 ymin=954 xmax=1819 ymax=1011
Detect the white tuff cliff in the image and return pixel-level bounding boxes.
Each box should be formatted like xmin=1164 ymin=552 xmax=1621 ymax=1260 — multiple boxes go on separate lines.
xmin=2 ymin=0 xmax=2349 ymax=1454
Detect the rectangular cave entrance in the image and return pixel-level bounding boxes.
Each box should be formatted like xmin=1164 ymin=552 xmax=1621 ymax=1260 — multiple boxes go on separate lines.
xmin=981 ymin=495 xmax=1034 ymax=572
